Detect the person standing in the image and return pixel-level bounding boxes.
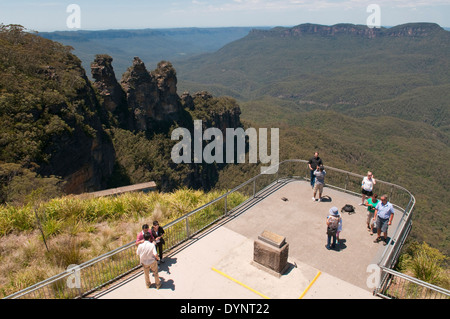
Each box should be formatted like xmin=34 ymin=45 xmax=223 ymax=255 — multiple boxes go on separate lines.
xmin=361 ymin=171 xmax=376 ymax=205
xmin=373 ymin=195 xmax=395 ymax=246
xmin=326 ymin=207 xmax=341 ymax=250
xmin=151 ymin=221 xmax=165 ymax=263
xmin=136 ymin=224 xmax=154 ymax=246
xmin=312 ymin=166 xmax=326 ymax=201
xmin=336 ymin=212 xmax=343 ymax=244
xmin=365 ymin=193 xmax=379 ymax=235
xmin=308 ymin=152 xmax=323 ymax=188
xmin=136 ymin=232 xmax=161 ymax=289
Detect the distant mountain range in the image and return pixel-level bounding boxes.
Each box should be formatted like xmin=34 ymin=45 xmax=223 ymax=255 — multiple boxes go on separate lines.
xmin=176 ymin=22 xmax=450 ymax=128
xmin=38 ymin=27 xmax=269 ymax=80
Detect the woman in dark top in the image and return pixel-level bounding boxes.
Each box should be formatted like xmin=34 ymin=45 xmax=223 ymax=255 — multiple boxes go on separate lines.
xmin=151 ymin=221 xmax=165 ymax=263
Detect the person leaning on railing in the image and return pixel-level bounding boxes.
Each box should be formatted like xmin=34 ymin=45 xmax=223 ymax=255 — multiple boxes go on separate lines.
xmin=151 ymin=221 xmax=165 ymax=264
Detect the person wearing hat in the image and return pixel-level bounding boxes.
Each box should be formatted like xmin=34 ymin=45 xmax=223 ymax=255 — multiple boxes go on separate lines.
xmin=326 ymin=207 xmax=341 ymax=250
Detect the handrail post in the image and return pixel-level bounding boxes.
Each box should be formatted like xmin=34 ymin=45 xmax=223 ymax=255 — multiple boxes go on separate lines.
xmin=185 ymin=216 xmax=190 ymax=239
xmin=224 ymin=194 xmax=228 ymax=216
xmin=253 ymin=178 xmax=256 ymax=198
xmin=344 ymin=173 xmax=349 ymax=190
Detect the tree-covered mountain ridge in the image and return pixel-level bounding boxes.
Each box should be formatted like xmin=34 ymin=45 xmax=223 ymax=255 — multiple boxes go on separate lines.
xmin=177 ymin=22 xmax=450 ymax=129
xmin=249 ymin=22 xmax=446 ymax=38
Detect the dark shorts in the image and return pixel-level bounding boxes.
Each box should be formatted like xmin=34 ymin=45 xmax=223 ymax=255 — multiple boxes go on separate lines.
xmin=362 ymin=189 xmax=373 ymax=196
xmin=376 ymin=217 xmax=389 ymax=233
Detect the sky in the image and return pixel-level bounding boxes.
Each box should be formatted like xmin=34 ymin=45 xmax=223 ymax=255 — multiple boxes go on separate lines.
xmin=0 ymin=0 xmax=449 ymax=32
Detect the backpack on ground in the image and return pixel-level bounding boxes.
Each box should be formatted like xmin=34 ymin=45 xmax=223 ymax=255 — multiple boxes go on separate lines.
xmin=341 ymin=204 xmax=355 ymax=214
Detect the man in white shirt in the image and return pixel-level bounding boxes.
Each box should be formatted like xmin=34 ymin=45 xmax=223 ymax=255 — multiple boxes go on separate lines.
xmin=136 ymin=232 xmax=161 ymax=289
xmin=361 ymin=171 xmax=376 ymax=205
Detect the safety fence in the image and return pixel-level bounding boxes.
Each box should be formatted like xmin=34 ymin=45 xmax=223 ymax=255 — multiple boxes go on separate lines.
xmin=377 ymin=266 xmax=450 ymax=299
xmin=4 ymin=160 xmax=448 ymax=299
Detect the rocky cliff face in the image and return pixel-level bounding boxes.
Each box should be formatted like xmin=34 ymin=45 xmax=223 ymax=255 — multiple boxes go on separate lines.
xmin=39 ymin=56 xmax=116 ymax=194
xmin=151 ymin=60 xmax=182 ymax=120
xmin=91 ymin=55 xmax=243 ymax=193
xmin=250 ymin=22 xmax=445 ymax=39
xmin=0 ymin=26 xmax=116 ymax=195
xmin=181 ymin=91 xmax=242 ymax=135
xmin=119 ymin=57 xmax=160 ymax=131
xmin=386 ymin=23 xmax=444 ymax=37
xmin=91 ymin=55 xmax=133 ymax=129
xmin=0 ymin=25 xmax=244 ymax=198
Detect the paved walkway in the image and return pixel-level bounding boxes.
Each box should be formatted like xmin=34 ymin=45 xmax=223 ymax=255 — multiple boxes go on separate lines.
xmin=93 ymin=179 xmax=400 ymax=299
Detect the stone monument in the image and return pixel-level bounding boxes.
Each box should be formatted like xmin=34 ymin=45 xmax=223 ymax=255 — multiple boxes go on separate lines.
xmin=252 ymin=230 xmax=289 ymax=277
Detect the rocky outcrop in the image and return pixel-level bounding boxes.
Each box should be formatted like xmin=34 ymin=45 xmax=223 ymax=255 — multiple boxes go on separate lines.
xmin=91 ymin=54 xmax=132 ymax=129
xmin=151 ymin=60 xmax=182 ymax=120
xmin=119 ymin=58 xmax=183 ymax=131
xmin=93 ymin=57 xmax=240 ymax=135
xmin=120 ymin=57 xmax=159 ymax=131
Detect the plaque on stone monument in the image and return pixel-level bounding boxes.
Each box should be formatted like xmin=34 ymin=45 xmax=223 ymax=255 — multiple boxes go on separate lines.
xmin=252 ymin=230 xmax=289 ymax=277
xmin=258 ymin=230 xmax=286 ymax=248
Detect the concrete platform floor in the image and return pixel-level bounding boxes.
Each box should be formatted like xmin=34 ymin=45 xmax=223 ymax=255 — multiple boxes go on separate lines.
xmin=92 ymin=179 xmax=400 ymax=299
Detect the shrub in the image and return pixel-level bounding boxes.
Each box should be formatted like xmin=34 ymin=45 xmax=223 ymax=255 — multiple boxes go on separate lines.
xmin=398 ymin=241 xmax=449 ymax=288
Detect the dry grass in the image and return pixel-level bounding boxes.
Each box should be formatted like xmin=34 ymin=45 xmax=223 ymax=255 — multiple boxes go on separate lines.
xmin=0 ymin=188 xmax=247 ymax=298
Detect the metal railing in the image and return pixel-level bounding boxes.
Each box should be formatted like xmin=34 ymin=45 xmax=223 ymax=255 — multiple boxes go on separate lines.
xmin=4 ymin=159 xmax=447 ymax=299
xmin=377 ymin=266 xmax=450 ymax=299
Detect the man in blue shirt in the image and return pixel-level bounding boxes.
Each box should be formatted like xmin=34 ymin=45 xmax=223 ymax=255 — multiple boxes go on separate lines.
xmin=373 ymin=194 xmax=395 ymax=245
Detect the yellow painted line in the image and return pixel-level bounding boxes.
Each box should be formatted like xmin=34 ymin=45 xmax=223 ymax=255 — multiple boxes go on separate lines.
xmin=298 ymin=270 xmax=322 ymax=299
xmin=211 ymin=267 xmax=270 ymax=299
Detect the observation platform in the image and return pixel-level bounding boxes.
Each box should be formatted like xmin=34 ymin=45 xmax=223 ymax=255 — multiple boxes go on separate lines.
xmin=91 ymin=179 xmax=401 ymax=299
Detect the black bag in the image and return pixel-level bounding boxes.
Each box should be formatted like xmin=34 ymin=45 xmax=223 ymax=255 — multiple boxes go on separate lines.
xmin=341 ymin=204 xmax=355 ymax=214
